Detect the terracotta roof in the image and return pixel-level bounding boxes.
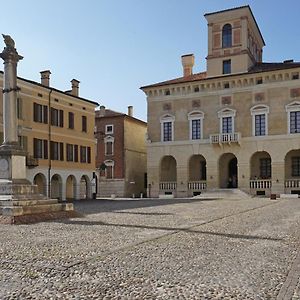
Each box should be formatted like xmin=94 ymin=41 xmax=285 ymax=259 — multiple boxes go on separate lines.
xmin=0 ymin=70 xmax=98 ymax=106
xmin=248 ymin=62 xmax=300 ymax=73
xmin=141 ymin=62 xmax=300 ymax=89
xmin=140 ymin=72 xmax=207 ymax=89
xmin=95 ymin=109 xmax=147 ymax=124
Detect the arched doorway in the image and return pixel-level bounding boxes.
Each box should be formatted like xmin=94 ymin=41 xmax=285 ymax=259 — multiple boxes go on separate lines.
xmin=160 ymin=156 xmax=177 ymax=182
xmin=219 ymin=153 xmax=238 ymax=188
xmin=188 ymin=155 xmax=206 ymax=181
xmin=33 ymin=173 xmax=47 ymax=196
xmin=80 ymin=175 xmax=91 ymax=199
xmin=159 ymin=156 xmax=177 ymax=192
xmin=250 ymin=151 xmax=271 ymax=179
xmin=285 ymin=150 xmax=300 ymax=193
xmin=51 ymin=174 xmax=62 ymax=200
xmin=66 ymin=175 xmax=77 ymax=201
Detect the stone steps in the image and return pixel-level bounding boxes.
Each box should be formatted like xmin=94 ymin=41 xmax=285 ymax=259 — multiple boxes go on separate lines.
xmin=1 ymin=202 xmax=74 ymax=216
xmin=196 ymin=188 xmax=250 ymax=199
xmin=0 ymin=198 xmax=59 ymax=206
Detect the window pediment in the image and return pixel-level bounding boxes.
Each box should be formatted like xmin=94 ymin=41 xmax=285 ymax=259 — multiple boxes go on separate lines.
xmin=250 ymin=104 xmax=269 ymax=115
xmin=217 ymin=108 xmax=236 ymax=118
xmin=286 ymin=101 xmax=300 ymax=112
xmin=188 ymin=110 xmax=204 ymax=120
xmin=160 ymin=114 xmax=175 ymax=122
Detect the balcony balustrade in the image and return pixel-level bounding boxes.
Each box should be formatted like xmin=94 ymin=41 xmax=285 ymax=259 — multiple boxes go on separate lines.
xmin=210 ymin=132 xmax=240 ymax=144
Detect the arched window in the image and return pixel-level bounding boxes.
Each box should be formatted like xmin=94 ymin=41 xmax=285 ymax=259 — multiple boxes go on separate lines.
xmin=222 ymin=24 xmax=232 ymax=48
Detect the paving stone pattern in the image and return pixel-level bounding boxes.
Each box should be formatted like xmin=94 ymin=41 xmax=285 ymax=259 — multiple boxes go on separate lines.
xmin=1 ymin=197 xmax=300 ymax=299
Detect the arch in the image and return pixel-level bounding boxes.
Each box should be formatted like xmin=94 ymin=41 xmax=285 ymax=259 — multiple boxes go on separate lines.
xmin=80 ymin=175 xmax=91 ymax=199
xmin=285 ymin=149 xmax=300 ymax=179
xmin=33 ymin=173 xmax=47 ymax=196
xmin=222 ymin=23 xmax=232 ymax=48
xmin=51 ymin=174 xmax=62 ymax=200
xmin=160 ymin=155 xmax=177 ymax=182
xmin=219 ymin=153 xmax=238 ymax=188
xmin=250 ymin=151 xmax=271 ymax=179
xmin=188 ymin=155 xmax=206 ymax=181
xmin=66 ymin=175 xmax=77 ymax=201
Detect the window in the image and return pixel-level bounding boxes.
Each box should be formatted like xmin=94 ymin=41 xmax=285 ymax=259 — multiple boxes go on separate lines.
xmin=160 ymin=114 xmax=175 ymax=142
xmin=286 ymin=102 xmax=300 ymax=134
xmin=51 ymin=108 xmax=63 ymax=127
xmin=292 ymin=157 xmax=300 ymax=176
xmin=188 ymin=111 xmax=204 ymax=140
xmin=105 ymin=124 xmax=113 ymax=134
xmin=290 ymin=111 xmax=300 ymax=133
xmin=104 ymin=136 xmax=114 ymax=156
xmin=256 ymin=78 xmax=263 ymax=84
xmin=33 ymin=138 xmax=48 ymax=159
xmin=66 ymin=144 xmax=75 ymax=161
xmin=33 ymin=103 xmax=48 ymax=124
xmin=104 ymin=160 xmax=114 ymax=179
xmin=163 ymin=122 xmax=172 ymax=141
xmin=222 ymin=24 xmax=232 ymax=48
xmin=222 ymin=117 xmax=232 ymax=133
xmin=223 ymin=60 xmax=231 ymax=74
xmin=50 ymin=141 xmax=64 ymax=161
xmin=218 ymin=108 xmax=236 ymax=134
xmin=255 ymin=114 xmax=266 ymax=136
xmin=251 ymin=105 xmax=269 ymax=136
xmin=260 ymin=158 xmax=271 ymax=178
xmin=68 ymin=112 xmax=74 ymax=129
xmin=292 ymin=73 xmax=299 ymax=80
xmin=74 ymin=145 xmax=78 ymax=162
xmin=82 ymin=116 xmax=87 ymax=132
xmin=80 ymin=146 xmax=91 ymax=163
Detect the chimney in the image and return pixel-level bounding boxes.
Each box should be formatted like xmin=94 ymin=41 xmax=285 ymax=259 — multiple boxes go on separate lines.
xmin=71 ymin=79 xmax=80 ymax=97
xmin=128 ymin=105 xmax=133 ymax=117
xmin=40 ymin=70 xmax=51 ymax=87
xmin=181 ymin=54 xmax=195 ymax=77
xmin=99 ymin=105 xmax=106 ymax=117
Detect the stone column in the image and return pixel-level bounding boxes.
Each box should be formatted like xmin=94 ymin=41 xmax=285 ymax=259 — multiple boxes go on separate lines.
xmin=0 ymin=35 xmax=27 ymax=182
xmin=0 ymin=34 xmax=23 ymax=147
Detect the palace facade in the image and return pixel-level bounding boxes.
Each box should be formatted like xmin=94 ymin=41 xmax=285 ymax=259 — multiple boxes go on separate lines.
xmin=141 ymin=5 xmax=300 ymax=197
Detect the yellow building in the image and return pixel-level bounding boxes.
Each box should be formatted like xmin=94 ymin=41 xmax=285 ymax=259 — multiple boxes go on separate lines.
xmin=141 ymin=5 xmax=300 ymax=198
xmin=0 ymin=70 xmax=98 ymax=201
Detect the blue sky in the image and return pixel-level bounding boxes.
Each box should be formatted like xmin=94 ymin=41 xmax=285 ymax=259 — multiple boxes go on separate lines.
xmin=1 ymin=1 xmax=300 ymax=121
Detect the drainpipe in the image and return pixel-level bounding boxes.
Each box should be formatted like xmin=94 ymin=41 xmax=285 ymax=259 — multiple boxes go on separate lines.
xmin=48 ymin=89 xmax=53 ymax=198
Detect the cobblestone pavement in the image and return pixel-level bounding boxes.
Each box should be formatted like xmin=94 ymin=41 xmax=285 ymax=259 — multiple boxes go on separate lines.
xmin=1 ymin=197 xmax=300 ymax=299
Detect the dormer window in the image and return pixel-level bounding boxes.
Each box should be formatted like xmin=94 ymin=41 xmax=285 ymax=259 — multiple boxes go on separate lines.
xmin=222 ymin=24 xmax=232 ymax=48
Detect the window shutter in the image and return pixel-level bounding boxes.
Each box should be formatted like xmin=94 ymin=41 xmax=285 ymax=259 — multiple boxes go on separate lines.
xmin=60 ymin=143 xmax=64 ymax=161
xmin=44 ymin=106 xmax=48 ymax=124
xmin=44 ymin=140 xmax=48 ymax=159
xmin=33 ymin=138 xmax=38 ymax=158
xmin=74 ymin=145 xmax=78 ymax=162
xmin=59 ymin=110 xmax=64 ymax=127
xmin=87 ymin=147 xmax=91 ymax=163
xmin=33 ymin=103 xmax=38 ymax=122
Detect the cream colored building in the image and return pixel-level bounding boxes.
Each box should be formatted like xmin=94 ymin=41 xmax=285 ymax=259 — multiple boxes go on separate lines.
xmin=0 ymin=70 xmax=98 ymax=201
xmin=141 ymin=5 xmax=300 ymax=198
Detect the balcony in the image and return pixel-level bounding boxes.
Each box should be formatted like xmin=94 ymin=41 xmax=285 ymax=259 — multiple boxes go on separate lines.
xmin=285 ymin=179 xmax=300 ymax=188
xmin=210 ymin=132 xmax=240 ymax=144
xmin=159 ymin=181 xmax=177 ymax=191
xmin=26 ymin=155 xmax=38 ymax=168
xmin=188 ymin=181 xmax=207 ymax=190
xmin=250 ymin=179 xmax=272 ymax=190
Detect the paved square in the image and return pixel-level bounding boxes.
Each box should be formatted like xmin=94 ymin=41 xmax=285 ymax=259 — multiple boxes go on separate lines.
xmin=1 ymin=197 xmax=300 ymax=299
